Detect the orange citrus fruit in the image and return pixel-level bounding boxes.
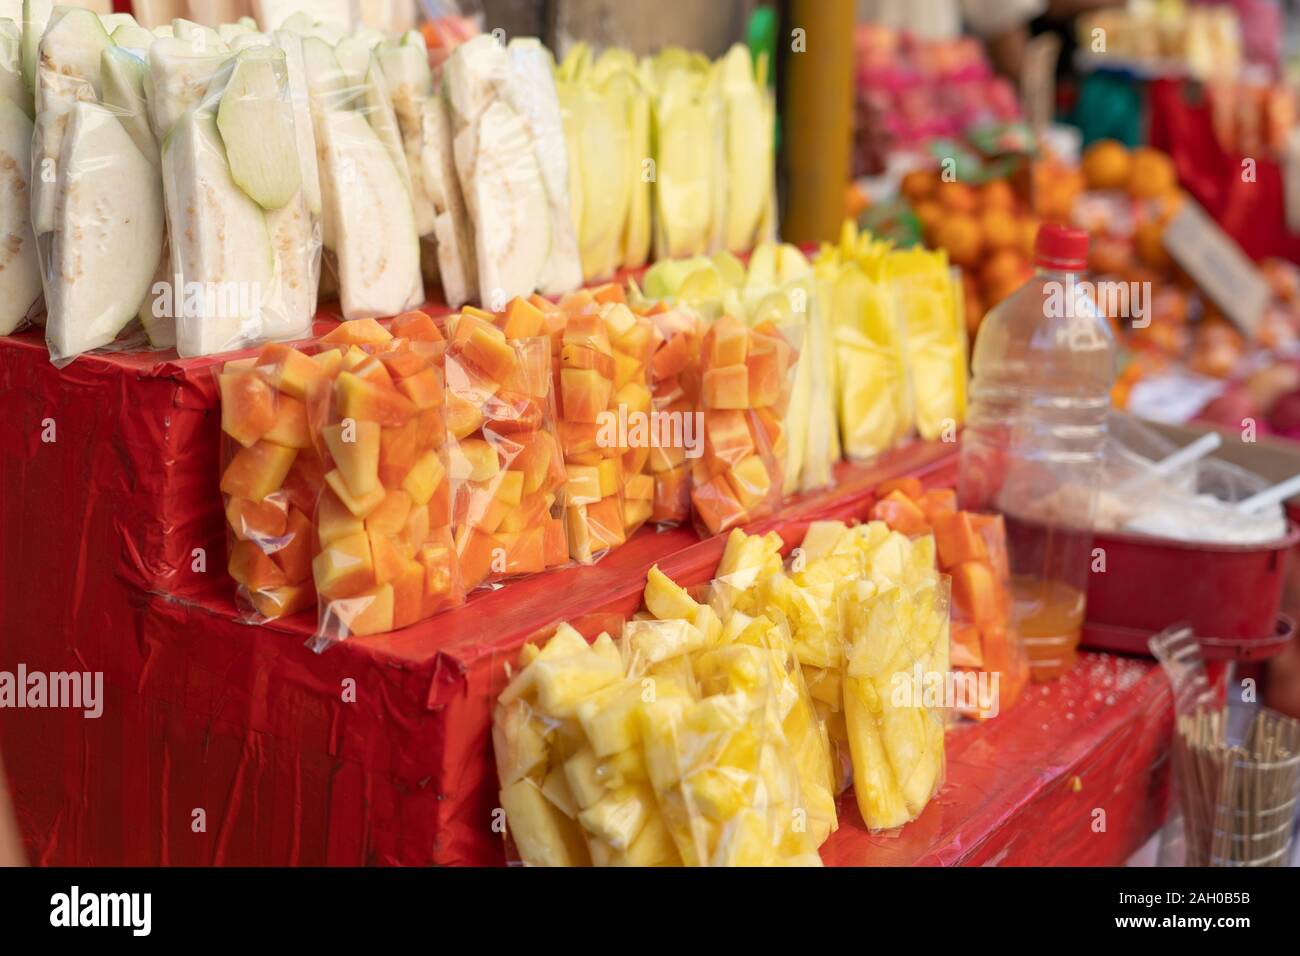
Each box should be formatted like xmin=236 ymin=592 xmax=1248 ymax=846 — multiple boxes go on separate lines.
xmin=1082 ymin=139 xmax=1131 ymax=190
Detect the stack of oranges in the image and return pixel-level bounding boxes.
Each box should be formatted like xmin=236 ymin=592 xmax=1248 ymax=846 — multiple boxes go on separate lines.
xmin=901 ymin=168 xmax=1039 ymax=338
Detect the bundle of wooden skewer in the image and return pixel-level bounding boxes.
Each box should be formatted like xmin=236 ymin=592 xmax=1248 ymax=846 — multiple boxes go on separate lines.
xmin=1174 ymin=707 xmax=1300 ymax=867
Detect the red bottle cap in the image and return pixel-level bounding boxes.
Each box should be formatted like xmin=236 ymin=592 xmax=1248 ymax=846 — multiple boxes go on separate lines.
xmin=1034 ymin=223 xmax=1088 ymax=272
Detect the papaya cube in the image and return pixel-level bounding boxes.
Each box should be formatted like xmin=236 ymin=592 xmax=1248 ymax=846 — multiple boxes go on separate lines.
xmin=692 ymin=473 xmax=748 ymax=534
xmin=543 ymin=516 xmax=568 ymax=567
xmin=220 ymin=371 xmax=277 ymax=447
xmin=323 ymin=420 xmax=381 ymax=499
xmin=324 ymin=468 xmax=387 ymax=518
xmin=932 ymin=511 xmax=990 ymax=568
xmin=495 ymin=470 xmax=525 ymax=509
xmin=587 ymin=497 xmax=627 ymax=548
xmin=368 ymin=529 xmax=407 ymax=585
xmin=365 ymin=490 xmax=413 ymax=537
xmin=869 ymin=489 xmax=930 ymax=537
xmin=745 ymin=340 xmax=782 ymax=407
xmin=391 ymin=558 xmax=427 ymax=629
xmin=396 ymin=367 xmax=444 ymax=412
xmin=950 ymin=620 xmax=984 ymax=669
xmin=445 ymin=392 xmax=484 ymax=440
xmin=336 ymin=583 xmax=394 ymax=636
xmin=379 ymin=407 xmax=443 ymax=488
xmin=877 ymin=477 xmax=924 ymax=501
xmin=501 ymin=340 xmax=552 ymax=399
xmin=649 ymin=440 xmax=686 ymax=474
xmin=952 ymin=560 xmax=1000 ymax=629
xmin=270 ymin=507 xmax=314 ymax=583
xmin=312 ymin=531 xmax=375 ymax=599
xmin=702 ymin=365 xmax=749 ymax=410
xmin=591 ymin=282 xmax=626 ymax=305
xmin=229 ymin=539 xmax=288 ymax=591
xmin=256 ymin=343 xmax=324 ymax=400
xmin=221 ymin=441 xmax=298 ymax=503
xmin=566 ymin=465 xmax=602 ymax=505
xmin=398 ymin=499 xmax=431 ymax=557
xmin=457 ymin=527 xmax=502 ymax=589
xmin=502 ymin=296 xmax=546 ymax=339
xmin=390 ymin=310 xmax=443 ymax=342
xmin=506 ymin=527 xmax=547 ymax=575
xmin=705 ymin=410 xmax=754 ymax=468
xmin=262 ymin=394 xmax=311 ymax=449
xmin=485 ymin=389 xmax=544 ymax=433
xmin=561 ymin=368 xmax=613 ymax=423
xmin=321 ymin=317 xmax=393 ymax=346
xmin=653 ymin=464 xmax=690 ymax=523
xmin=652 ymin=332 xmax=690 ymax=381
xmin=349 ymin=354 xmax=396 ymax=389
xmin=499 ymin=494 xmax=548 ymax=534
xmin=596 ymin=458 xmax=622 ymax=498
xmin=613 ymin=381 xmax=652 ymax=417
xmin=318 ymin=490 xmax=365 ymax=547
xmin=455 ymin=315 xmax=517 ymax=382
xmin=561 ymin=343 xmax=616 ymax=378
xmin=401 ymin=450 xmax=447 ymax=507
xmin=281 ymin=455 xmax=325 ymax=517
xmin=515 ymin=433 xmax=555 ymax=494
xmin=226 ymin=495 xmax=288 ymax=542
xmin=559 ymin=421 xmax=601 ymax=459
xmin=724 ymin=454 xmax=773 ymax=512
xmin=612 ymin=351 xmax=643 ymax=391
xmin=448 ymin=437 xmax=500 ymax=482
xmin=312 ymin=347 xmax=344 ymax=379
xmin=249 ymin=583 xmax=315 ymax=620
xmin=704 ymin=314 xmax=748 ymax=367
xmin=623 ymin=496 xmax=653 ymax=531
xmin=919 ymin=488 xmax=959 ymax=523
xmin=563 ymin=314 xmax=612 ymax=355
xmin=337 ymin=371 xmax=416 ymax=427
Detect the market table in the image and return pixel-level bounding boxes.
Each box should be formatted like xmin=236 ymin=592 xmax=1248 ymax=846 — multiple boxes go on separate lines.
xmin=0 ymin=330 xmax=1179 ymax=866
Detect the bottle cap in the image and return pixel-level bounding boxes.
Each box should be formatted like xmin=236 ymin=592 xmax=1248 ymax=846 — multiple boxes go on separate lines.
xmin=1034 ymin=223 xmax=1088 ymax=272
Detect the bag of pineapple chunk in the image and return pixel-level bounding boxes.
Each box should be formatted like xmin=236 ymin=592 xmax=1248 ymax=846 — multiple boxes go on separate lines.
xmin=31 ymin=10 xmax=165 ymax=364
xmin=886 ymin=255 xmax=967 ymax=441
xmin=161 ymin=44 xmax=321 ymax=357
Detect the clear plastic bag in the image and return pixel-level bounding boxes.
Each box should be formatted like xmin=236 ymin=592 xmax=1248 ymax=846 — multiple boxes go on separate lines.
xmin=690 ymin=313 xmax=794 ymax=536
xmin=445 ymin=302 xmax=568 ymax=590
xmin=307 ymin=315 xmax=464 ymax=647
xmin=217 ymin=340 xmax=337 ymax=622
xmin=644 ymin=305 xmax=702 ymax=526
xmin=158 ymin=39 xmax=322 ymax=356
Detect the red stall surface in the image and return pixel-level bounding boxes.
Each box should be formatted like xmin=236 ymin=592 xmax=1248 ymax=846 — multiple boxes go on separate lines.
xmin=0 ymin=326 xmax=1178 ymax=867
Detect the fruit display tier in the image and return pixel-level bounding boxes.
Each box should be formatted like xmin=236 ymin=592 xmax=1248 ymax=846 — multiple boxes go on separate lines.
xmin=1 ymin=330 xmax=1174 ymax=866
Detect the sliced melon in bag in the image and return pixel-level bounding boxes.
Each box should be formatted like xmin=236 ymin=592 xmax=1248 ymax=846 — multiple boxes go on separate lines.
xmin=320 ymin=107 xmax=421 ymax=319
xmin=216 ymin=48 xmax=301 ymax=210
xmin=46 ymin=102 xmax=164 ymax=359
xmin=0 ymin=95 xmax=39 ymax=334
xmin=163 ymin=108 xmax=274 ymax=357
xmin=31 ymin=7 xmax=112 ymax=235
xmin=147 ymin=36 xmax=227 ymax=139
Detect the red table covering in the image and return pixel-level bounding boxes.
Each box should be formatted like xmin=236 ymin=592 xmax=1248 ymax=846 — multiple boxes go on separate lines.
xmin=0 ymin=328 xmax=1176 ymax=866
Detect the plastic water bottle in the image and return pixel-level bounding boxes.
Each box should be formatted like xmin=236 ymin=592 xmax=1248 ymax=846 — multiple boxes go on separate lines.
xmin=958 ymin=224 xmax=1117 ymax=682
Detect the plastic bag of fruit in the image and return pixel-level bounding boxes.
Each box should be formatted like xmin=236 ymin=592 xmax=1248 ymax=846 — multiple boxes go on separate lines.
xmin=642 ymin=303 xmax=703 ymax=526
xmin=690 ymin=313 xmax=798 ymax=536
xmin=886 ymin=254 xmax=967 ymax=441
xmin=218 ymin=341 xmax=342 ymax=623
xmin=305 ymin=315 xmax=464 ymax=647
xmin=444 ymin=302 xmax=570 ymax=590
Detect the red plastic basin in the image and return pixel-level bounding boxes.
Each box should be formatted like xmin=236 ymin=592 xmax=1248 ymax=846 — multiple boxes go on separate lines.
xmin=1082 ymin=521 xmax=1300 ymax=661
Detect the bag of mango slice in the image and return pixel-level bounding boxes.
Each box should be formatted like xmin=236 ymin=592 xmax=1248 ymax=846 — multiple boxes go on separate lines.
xmin=642 ymin=303 xmax=703 ymax=526
xmin=710 ymin=517 xmax=951 ymax=830
xmin=884 ymin=252 xmax=967 ymax=441
xmin=305 ymin=315 xmax=464 ymax=648
xmin=217 ymin=339 xmax=347 ymax=623
xmin=690 ymin=313 xmax=797 ymax=536
xmin=492 ymin=561 xmax=829 ymax=866
xmin=444 ymin=300 xmax=570 ymax=591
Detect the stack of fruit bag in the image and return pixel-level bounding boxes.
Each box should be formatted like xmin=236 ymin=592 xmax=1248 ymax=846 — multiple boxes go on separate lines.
xmin=815 ymin=223 xmax=967 ymax=454
xmin=638 ymin=242 xmax=835 ymax=497
xmin=492 ymin=560 xmax=832 ymax=866
xmin=867 ymin=479 xmax=1027 ymax=714
xmin=442 ymin=300 xmax=569 ymax=590
xmin=715 ymin=520 xmax=949 ymax=831
xmin=540 ymin=286 xmax=658 ymax=562
xmin=307 ymin=315 xmax=464 ymax=645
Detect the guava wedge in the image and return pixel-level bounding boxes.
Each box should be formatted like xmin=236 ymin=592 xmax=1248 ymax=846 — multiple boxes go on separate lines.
xmin=273 ymin=29 xmax=320 ymax=216
xmin=361 ymin=52 xmax=410 ymax=195
xmin=216 ymin=48 xmax=302 ymax=209
xmin=376 ymin=36 xmax=434 ymax=235
xmin=46 ymin=101 xmax=164 ymax=359
xmin=0 ymin=94 xmax=40 ymax=334
xmin=319 ymin=107 xmax=422 ymax=319
xmin=162 ymin=108 xmax=275 ymax=357
xmin=100 ymin=45 xmax=157 ymax=168
xmin=146 ymin=36 xmax=227 ymax=139
xmin=110 ymin=23 xmax=156 ymax=54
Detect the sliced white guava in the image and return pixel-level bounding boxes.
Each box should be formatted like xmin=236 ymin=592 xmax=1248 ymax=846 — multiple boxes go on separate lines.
xmin=361 ymin=52 xmax=410 ymax=194
xmin=299 ymin=35 xmax=345 ymax=249
xmin=170 ymin=19 xmax=227 ymax=55
xmin=162 ymin=108 xmax=274 ymax=357
xmin=31 ymin=6 xmax=112 ymax=234
xmin=320 ymin=107 xmax=421 ymax=319
xmin=100 ymin=46 xmax=157 ymax=168
xmin=46 ymin=101 xmax=164 ymax=359
xmin=146 ymin=36 xmax=227 ymax=140
xmin=272 ymin=29 xmax=319 ymax=216
xmin=0 ymin=19 xmax=27 ymax=118
xmin=110 ymin=23 xmax=156 ymax=54
xmin=216 ymin=48 xmax=302 ymax=210
xmin=376 ymin=36 xmax=433 ymax=235
xmin=263 ymin=187 xmax=317 ymax=339
xmin=469 ymin=100 xmax=550 ymax=307
xmin=420 ymin=92 xmax=474 ymax=307
xmin=0 ymin=94 xmax=39 ymax=333
xmin=332 ymin=32 xmax=374 ymax=98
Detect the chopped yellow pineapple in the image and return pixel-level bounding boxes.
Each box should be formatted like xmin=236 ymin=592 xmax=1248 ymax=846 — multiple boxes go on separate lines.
xmin=501 ymin=778 xmax=592 ymax=867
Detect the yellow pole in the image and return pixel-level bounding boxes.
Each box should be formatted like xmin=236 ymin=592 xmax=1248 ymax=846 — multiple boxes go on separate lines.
xmin=782 ymin=0 xmax=855 ymax=245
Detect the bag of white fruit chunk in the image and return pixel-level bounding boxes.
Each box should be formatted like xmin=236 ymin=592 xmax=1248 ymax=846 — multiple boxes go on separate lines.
xmin=303 ymin=317 xmax=465 ymax=650
xmin=156 ymin=38 xmax=322 ymax=358
xmin=443 ymin=304 xmax=571 ymax=592
xmin=690 ymin=312 xmax=798 ymax=538
xmin=217 ymin=341 xmax=342 ymax=624
xmin=28 ymin=10 xmax=163 ymax=364
xmin=294 ymin=29 xmax=425 ymax=322
xmin=839 ymin=553 xmax=951 ymax=832
xmin=0 ymin=20 xmax=42 ymax=340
